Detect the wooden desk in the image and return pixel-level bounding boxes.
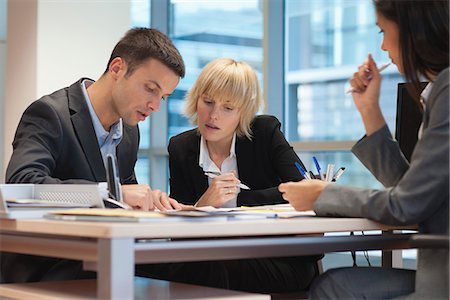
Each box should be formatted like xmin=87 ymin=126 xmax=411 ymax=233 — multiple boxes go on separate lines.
xmin=0 ymin=217 xmax=414 ymax=299
xmin=0 ymin=277 xmax=269 ymax=300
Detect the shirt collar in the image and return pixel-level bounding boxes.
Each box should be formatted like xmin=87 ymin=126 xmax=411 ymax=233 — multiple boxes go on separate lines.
xmin=81 ymin=79 xmax=123 ymax=146
xmin=420 ymin=82 xmax=434 ymax=110
xmin=199 ymin=133 xmax=237 ymax=172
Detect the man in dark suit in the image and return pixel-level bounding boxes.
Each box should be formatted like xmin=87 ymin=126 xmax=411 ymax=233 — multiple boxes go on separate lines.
xmin=2 ymin=27 xmax=185 ymax=283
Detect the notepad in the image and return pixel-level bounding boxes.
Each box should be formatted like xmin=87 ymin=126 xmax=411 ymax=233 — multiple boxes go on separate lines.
xmin=44 ymin=208 xmax=234 ymax=222
xmin=45 ymin=208 xmax=180 ymax=222
xmin=184 ymin=204 xmax=316 ymax=218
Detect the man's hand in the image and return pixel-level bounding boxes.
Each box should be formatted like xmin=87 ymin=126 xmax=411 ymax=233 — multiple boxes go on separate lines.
xmin=122 ymin=184 xmax=182 ymax=211
xmin=278 ymin=180 xmax=328 ymax=211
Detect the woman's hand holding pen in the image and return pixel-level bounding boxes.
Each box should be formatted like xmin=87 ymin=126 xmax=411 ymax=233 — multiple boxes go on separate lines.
xmin=278 ymin=180 xmax=328 ymax=211
xmin=350 ymin=53 xmax=387 ymax=136
xmin=196 ymin=172 xmax=241 ymax=208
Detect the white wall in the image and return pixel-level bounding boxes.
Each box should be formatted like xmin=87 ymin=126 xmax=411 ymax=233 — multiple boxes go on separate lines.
xmin=3 ymin=0 xmax=131 ymax=180
xmin=0 ymin=0 xmax=7 ymax=183
xmin=0 ymin=42 xmax=5 ymax=183
xmin=36 ymin=1 xmax=130 ymax=97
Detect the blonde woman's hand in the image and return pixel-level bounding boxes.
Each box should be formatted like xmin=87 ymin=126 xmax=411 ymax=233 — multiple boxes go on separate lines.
xmin=195 ymin=172 xmax=241 ymax=208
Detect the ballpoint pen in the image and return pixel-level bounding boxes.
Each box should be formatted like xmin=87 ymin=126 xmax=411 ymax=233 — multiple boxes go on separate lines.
xmin=325 ymin=164 xmax=335 ymax=182
xmin=294 ymin=162 xmax=311 ymax=180
xmin=332 ymin=167 xmax=346 ymax=182
xmin=345 ymin=62 xmax=391 ymax=94
xmin=312 ymin=156 xmax=324 ymax=181
xmin=204 ymin=171 xmax=250 ymax=190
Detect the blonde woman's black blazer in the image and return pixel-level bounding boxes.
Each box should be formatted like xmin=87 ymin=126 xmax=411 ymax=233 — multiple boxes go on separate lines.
xmin=168 ymin=115 xmax=306 ymax=206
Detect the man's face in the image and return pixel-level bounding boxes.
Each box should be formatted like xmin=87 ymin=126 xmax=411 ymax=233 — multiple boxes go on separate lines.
xmin=111 ymin=58 xmax=180 ymax=126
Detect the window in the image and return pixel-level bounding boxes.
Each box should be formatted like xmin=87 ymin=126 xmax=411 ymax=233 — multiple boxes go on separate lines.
xmin=168 ymin=0 xmax=263 ymax=139
xmin=285 ymin=0 xmax=403 ymax=188
xmin=134 ymin=0 xmax=404 ymax=190
xmin=135 ymin=0 xmax=264 ymax=187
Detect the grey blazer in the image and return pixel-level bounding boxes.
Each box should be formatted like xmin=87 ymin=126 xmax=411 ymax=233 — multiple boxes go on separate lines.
xmin=315 ymin=68 xmax=449 ymax=298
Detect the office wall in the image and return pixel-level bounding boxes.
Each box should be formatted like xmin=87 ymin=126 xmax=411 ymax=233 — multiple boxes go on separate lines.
xmin=0 ymin=42 xmax=5 ymax=183
xmin=0 ymin=0 xmax=6 ymax=183
xmin=3 ymin=0 xmax=131 ymax=180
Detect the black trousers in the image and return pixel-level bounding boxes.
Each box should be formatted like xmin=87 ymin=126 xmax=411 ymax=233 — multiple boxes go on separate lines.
xmin=137 ymin=256 xmax=320 ymax=294
xmin=0 ymin=252 xmax=96 ymax=283
xmin=2 ymin=252 xmax=319 ymax=294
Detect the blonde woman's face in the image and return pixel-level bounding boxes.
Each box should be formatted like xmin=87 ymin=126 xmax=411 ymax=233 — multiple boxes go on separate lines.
xmin=196 ymin=95 xmax=240 ymax=144
xmin=376 ymin=11 xmax=401 ymax=73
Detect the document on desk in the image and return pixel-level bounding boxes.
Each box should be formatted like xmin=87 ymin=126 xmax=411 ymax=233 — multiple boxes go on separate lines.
xmin=44 ymin=208 xmax=186 ymax=222
xmin=184 ymin=203 xmax=316 ymax=218
xmin=44 ymin=204 xmax=315 ymax=222
xmin=45 ymin=208 xmax=237 ymax=222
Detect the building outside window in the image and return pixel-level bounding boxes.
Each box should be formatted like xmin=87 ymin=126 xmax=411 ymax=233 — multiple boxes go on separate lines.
xmin=133 ymin=0 xmax=404 ymax=190
xmin=129 ymin=0 xmax=413 ymax=270
xmin=285 ymin=0 xmax=403 ymax=188
xmin=167 ymin=0 xmax=263 ymax=139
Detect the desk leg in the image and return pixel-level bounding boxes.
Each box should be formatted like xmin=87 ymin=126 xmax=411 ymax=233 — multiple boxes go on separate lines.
xmin=382 ymin=230 xmax=404 ymax=268
xmin=98 ymin=238 xmax=134 ymax=299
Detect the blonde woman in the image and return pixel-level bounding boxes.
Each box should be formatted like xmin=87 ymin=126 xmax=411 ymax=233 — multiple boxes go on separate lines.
xmin=142 ymin=58 xmax=320 ymax=294
xmin=170 ymin=57 xmax=308 ymax=208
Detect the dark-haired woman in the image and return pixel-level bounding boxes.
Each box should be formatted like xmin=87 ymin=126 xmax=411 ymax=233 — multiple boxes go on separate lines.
xmin=279 ymin=0 xmax=449 ymax=298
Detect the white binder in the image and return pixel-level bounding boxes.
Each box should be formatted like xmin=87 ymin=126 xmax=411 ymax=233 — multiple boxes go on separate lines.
xmin=0 ymin=184 xmax=104 ymax=219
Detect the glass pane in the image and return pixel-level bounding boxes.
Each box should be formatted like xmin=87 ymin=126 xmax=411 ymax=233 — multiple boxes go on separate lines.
xmin=138 ymin=118 xmax=150 ymax=149
xmin=168 ymin=0 xmax=263 ymax=140
xmin=297 ymin=151 xmax=383 ymax=189
xmin=135 ymin=156 xmax=150 ymax=185
xmin=296 ymin=74 xmax=401 ymax=141
xmin=131 ymin=0 xmax=150 ymax=27
xmin=0 ymin=0 xmax=5 ymax=40
xmin=285 ymin=0 xmax=404 ymax=142
xmin=131 ymin=0 xmax=151 ymax=182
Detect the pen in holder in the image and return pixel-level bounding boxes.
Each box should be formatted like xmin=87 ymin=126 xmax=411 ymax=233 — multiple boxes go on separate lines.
xmin=296 ymin=158 xmax=345 ymax=182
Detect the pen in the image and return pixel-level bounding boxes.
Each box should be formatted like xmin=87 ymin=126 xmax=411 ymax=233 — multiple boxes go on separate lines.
xmin=294 ymin=162 xmax=311 ymax=180
xmin=345 ymin=62 xmax=391 ymax=94
xmin=312 ymin=156 xmax=324 ymax=181
xmin=325 ymin=164 xmax=335 ymax=182
xmin=204 ymin=171 xmax=250 ymax=190
xmin=332 ymin=167 xmax=346 ymax=182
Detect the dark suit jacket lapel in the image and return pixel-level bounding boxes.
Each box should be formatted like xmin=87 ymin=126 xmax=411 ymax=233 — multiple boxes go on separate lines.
xmin=186 ymin=133 xmax=209 ymax=198
xmin=68 ymin=79 xmax=105 ymax=181
xmin=236 ymin=136 xmax=254 ymax=187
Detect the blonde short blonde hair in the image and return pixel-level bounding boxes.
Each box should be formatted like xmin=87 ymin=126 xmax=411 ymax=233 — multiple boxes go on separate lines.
xmin=184 ymin=58 xmax=263 ymax=139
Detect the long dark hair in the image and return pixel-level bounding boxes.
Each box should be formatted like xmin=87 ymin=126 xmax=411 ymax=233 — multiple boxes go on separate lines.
xmin=373 ymin=0 xmax=449 ymax=100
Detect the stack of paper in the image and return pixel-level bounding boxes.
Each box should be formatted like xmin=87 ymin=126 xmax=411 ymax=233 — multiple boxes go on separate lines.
xmin=193 ymin=204 xmax=316 ymax=218
xmin=45 ymin=208 xmax=232 ymax=222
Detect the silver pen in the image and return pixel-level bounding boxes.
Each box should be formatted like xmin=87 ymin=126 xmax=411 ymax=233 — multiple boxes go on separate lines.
xmin=204 ymin=171 xmax=250 ymax=190
xmin=345 ymin=62 xmax=391 ymax=94
xmin=331 ymin=167 xmax=346 ymax=182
